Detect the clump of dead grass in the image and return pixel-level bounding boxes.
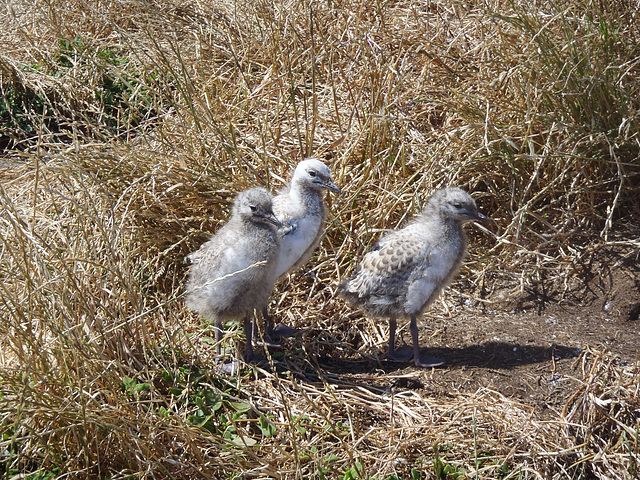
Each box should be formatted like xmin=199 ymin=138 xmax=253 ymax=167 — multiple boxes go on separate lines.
xmin=563 ymin=347 xmax=640 ymax=479
xmin=1 ymin=0 xmax=639 ymax=478
xmin=217 ymin=346 xmax=638 ymax=479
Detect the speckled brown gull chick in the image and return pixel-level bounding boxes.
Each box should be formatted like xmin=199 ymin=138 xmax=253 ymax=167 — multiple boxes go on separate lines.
xmin=339 ymin=187 xmax=488 ymax=367
xmin=262 ymin=158 xmax=340 ymax=340
xmin=186 ymin=187 xmax=282 ymax=366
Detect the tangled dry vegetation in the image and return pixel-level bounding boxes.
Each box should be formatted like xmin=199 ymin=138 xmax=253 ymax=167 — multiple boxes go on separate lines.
xmin=1 ymin=0 xmax=639 ymax=478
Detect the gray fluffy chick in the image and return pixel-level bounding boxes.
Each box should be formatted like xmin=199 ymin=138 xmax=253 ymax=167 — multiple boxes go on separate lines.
xmin=339 ymin=187 xmax=488 ymax=367
xmin=186 ymin=187 xmax=282 ymax=365
xmin=262 ymin=158 xmax=340 ymax=340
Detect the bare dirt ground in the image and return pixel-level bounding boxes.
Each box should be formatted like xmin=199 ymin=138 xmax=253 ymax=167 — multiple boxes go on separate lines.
xmin=273 ymin=245 xmax=640 ymax=418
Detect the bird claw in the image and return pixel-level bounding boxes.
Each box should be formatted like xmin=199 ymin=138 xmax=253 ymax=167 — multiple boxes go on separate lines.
xmin=214 ymin=359 xmax=239 ymax=375
xmin=280 ymin=221 xmax=297 ymax=237
xmin=388 ymin=346 xmax=445 ymax=367
xmin=254 ymin=336 xmax=283 ymax=349
xmin=268 ymin=322 xmax=300 ymax=339
xmin=387 ymin=345 xmax=414 ymax=362
xmin=414 ymin=355 xmax=445 ymax=368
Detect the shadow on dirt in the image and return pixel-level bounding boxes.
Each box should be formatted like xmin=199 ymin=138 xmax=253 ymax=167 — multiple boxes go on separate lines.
xmin=427 ymin=341 xmax=582 ymax=368
xmin=312 ymin=341 xmax=581 ymax=376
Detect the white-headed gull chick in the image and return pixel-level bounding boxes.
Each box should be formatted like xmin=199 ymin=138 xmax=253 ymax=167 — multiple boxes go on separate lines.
xmin=264 ymin=158 xmax=340 ymax=340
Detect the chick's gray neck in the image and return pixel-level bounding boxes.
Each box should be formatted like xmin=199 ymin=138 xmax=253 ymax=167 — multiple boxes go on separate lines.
xmin=289 ymin=182 xmax=325 ymax=215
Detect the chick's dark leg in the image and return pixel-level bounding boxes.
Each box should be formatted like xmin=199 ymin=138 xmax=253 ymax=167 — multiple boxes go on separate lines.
xmin=214 ymin=319 xmax=239 ymax=374
xmin=243 ymin=316 xmax=256 ymax=363
xmin=410 ymin=315 xmax=445 ymax=368
xmin=214 ymin=320 xmax=224 ymax=356
xmin=386 ymin=318 xmax=413 ymax=362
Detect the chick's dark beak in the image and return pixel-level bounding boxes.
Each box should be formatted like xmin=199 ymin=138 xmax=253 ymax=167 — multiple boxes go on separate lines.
xmin=265 ymin=212 xmax=283 ymax=228
xmin=325 ymin=180 xmax=341 ymax=195
xmin=474 ymin=212 xmax=489 ymax=223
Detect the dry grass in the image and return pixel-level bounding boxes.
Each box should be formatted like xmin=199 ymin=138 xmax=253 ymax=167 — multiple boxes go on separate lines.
xmin=1 ymin=0 xmax=639 ymax=478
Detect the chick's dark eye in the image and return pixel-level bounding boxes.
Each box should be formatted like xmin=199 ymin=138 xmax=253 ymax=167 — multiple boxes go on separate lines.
xmin=249 ymin=204 xmax=258 ymax=212
xmin=453 ymin=203 xmax=463 ymax=209
xmin=308 ymin=170 xmax=317 ymax=177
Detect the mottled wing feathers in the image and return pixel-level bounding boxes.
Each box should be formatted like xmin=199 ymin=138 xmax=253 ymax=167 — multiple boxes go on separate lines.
xmin=344 ymin=230 xmax=430 ymax=298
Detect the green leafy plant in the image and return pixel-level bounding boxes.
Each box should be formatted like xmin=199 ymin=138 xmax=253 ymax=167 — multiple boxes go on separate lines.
xmin=432 ymin=445 xmax=465 ymax=480
xmin=339 ymin=461 xmax=363 ymax=480
xmin=121 ymin=376 xmax=151 ymax=398
xmin=160 ymin=364 xmax=265 ymax=448
xmin=1 ymin=35 xmax=159 ymax=150
xmin=0 ymin=85 xmax=48 ymax=133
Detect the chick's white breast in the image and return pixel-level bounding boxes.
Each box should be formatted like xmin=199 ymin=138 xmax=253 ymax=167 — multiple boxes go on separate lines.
xmin=403 ymin=240 xmax=461 ymax=315
xmin=276 ymin=213 xmax=322 ymax=276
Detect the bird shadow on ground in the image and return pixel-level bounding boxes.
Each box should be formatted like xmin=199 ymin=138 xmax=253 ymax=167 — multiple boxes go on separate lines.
xmin=254 ymin=342 xmax=581 ymax=402
xmin=267 ymin=341 xmax=581 ymax=395
xmin=424 ymin=341 xmax=582 ymax=368
xmin=311 ymin=341 xmax=581 ymax=374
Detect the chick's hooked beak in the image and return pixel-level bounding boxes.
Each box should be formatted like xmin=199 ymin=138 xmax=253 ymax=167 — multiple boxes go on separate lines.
xmin=473 ymin=211 xmax=489 ymax=223
xmin=264 ymin=212 xmax=283 ymax=228
xmin=324 ymin=179 xmax=341 ymax=195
